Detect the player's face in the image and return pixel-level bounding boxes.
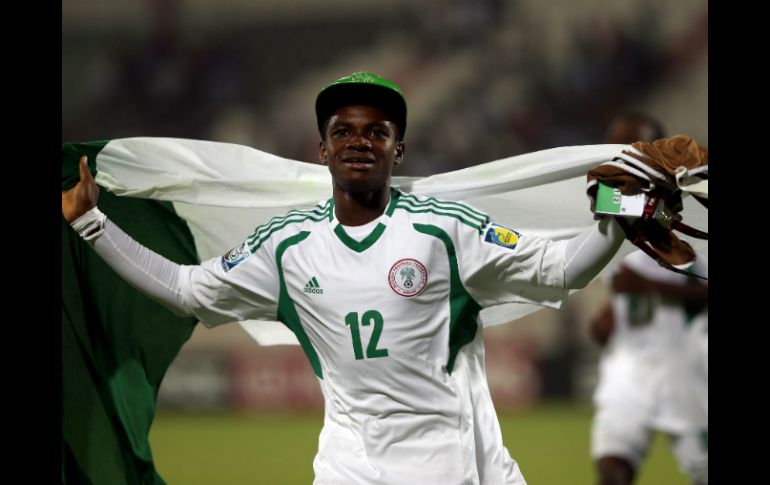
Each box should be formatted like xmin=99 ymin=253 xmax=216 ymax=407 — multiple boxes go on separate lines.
xmin=605 ymin=118 xmax=656 ymax=144
xmin=319 ymin=104 xmax=404 ymax=194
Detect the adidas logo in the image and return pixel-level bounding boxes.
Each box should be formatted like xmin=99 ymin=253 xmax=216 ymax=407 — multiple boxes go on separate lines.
xmin=303 ymin=276 xmax=324 ymax=294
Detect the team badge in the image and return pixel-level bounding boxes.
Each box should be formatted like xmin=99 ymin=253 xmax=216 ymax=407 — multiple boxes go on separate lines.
xmin=388 ymin=259 xmax=428 ymax=297
xmin=221 ymin=242 xmax=251 ymax=272
xmin=484 ymin=223 xmax=520 ymax=249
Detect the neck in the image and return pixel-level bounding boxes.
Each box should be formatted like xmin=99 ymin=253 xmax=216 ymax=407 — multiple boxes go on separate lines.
xmin=333 ymin=184 xmax=391 ymax=226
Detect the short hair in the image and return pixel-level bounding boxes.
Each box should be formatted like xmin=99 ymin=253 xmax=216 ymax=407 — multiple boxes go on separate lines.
xmin=607 ymin=111 xmax=666 ymax=142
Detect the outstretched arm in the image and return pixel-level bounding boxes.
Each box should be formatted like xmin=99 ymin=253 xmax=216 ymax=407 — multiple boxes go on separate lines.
xmin=62 ymin=156 xmax=192 ymax=316
xmin=563 ymin=217 xmax=626 ymax=289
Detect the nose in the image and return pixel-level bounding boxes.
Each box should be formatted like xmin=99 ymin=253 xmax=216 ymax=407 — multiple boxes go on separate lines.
xmin=346 ymin=132 xmax=372 ymax=151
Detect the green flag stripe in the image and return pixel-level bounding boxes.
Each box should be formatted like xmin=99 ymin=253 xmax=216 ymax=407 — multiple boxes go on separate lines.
xmin=62 ymin=141 xmax=109 ymax=191
xmin=62 ymin=187 xmax=199 ymax=485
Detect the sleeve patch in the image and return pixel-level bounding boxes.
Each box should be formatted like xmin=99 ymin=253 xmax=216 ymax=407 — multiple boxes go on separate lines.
xmin=484 ymin=223 xmax=520 ymax=249
xmin=221 ymin=242 xmax=252 ymax=272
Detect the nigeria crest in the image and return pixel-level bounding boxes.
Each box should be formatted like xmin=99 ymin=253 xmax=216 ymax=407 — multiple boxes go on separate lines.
xmin=388 ymin=259 xmax=428 ymax=297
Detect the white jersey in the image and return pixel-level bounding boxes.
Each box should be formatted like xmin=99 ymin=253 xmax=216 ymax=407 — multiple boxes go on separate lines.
xmin=601 ymin=250 xmax=708 ymax=365
xmin=179 ymin=188 xmax=567 ymax=485
xmin=591 ymin=250 xmax=708 ymax=480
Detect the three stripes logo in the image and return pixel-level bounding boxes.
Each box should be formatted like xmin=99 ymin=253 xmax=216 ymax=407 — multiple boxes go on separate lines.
xmin=303 ymin=276 xmax=323 ymax=295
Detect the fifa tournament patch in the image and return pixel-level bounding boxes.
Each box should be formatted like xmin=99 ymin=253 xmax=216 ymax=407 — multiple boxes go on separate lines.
xmin=484 ymin=223 xmax=520 ymax=249
xmin=221 ymin=242 xmax=251 ymax=272
xmin=388 ymin=259 xmax=428 ymax=297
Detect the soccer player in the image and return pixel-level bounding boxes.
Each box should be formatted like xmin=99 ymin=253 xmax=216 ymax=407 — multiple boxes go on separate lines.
xmin=589 ymin=110 xmax=665 ymax=348
xmin=590 ymin=251 xmax=708 ymax=485
xmin=603 ymin=112 xmax=664 ymax=149
xmin=589 ymin=112 xmax=708 ymax=485
xmin=63 ymin=72 xmax=627 ymax=484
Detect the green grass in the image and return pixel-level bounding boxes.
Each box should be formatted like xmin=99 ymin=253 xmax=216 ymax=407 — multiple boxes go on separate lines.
xmin=150 ymin=413 xmax=320 ymax=484
xmin=498 ymin=404 xmax=688 ymax=485
xmin=150 ymin=403 xmax=688 ymax=484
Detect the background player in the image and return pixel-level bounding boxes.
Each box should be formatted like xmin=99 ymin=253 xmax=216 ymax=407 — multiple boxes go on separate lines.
xmin=590 ymin=250 xmax=708 ymax=485
xmin=589 ymin=112 xmax=708 ymax=485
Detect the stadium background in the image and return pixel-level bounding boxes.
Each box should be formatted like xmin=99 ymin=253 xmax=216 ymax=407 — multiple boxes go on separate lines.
xmin=63 ymin=0 xmax=707 ymax=483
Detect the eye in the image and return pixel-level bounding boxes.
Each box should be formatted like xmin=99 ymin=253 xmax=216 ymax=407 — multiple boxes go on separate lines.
xmin=331 ymin=128 xmax=349 ymax=138
xmin=371 ymin=127 xmax=390 ymax=138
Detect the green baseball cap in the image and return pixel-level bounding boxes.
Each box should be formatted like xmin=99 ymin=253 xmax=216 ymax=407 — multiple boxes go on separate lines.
xmin=315 ymin=71 xmax=407 ymax=140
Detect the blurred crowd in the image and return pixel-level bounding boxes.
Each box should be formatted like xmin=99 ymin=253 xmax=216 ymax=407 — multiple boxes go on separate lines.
xmin=63 ymin=0 xmax=707 ymax=176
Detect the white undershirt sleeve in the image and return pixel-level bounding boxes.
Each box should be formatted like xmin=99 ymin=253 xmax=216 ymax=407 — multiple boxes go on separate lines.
xmin=563 ymin=217 xmax=625 ymax=289
xmin=70 ymin=207 xmax=193 ymax=316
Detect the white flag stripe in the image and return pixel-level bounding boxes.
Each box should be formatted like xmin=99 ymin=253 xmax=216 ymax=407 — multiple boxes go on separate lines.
xmin=90 ymin=138 xmax=706 ymax=345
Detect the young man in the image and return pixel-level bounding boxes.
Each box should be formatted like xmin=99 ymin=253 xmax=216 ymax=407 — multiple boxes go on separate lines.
xmin=590 ymin=251 xmax=708 ymax=485
xmin=589 ymin=113 xmax=708 ymax=485
xmin=603 ymin=112 xmax=665 ymax=148
xmin=589 ymin=110 xmax=665 ymax=347
xmin=63 ymin=72 xmax=625 ymax=484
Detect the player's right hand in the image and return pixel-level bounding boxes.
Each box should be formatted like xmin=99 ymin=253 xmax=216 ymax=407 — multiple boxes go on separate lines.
xmin=62 ymin=155 xmax=100 ymax=223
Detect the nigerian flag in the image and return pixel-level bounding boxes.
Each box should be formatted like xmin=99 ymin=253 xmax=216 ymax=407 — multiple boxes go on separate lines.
xmin=62 ymin=143 xmax=199 ymax=484
xmin=61 ymin=137 xmax=708 ymax=483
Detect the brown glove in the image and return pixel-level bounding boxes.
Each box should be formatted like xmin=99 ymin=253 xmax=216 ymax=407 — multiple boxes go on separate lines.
xmin=630 ymin=134 xmax=708 ymax=176
xmin=586 ymin=135 xmax=708 ymax=275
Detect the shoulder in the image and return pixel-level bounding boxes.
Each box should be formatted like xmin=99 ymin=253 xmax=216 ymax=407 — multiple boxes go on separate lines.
xmin=244 ymin=199 xmax=332 ymax=252
xmin=393 ymin=191 xmax=489 ymax=234
xmin=219 ymin=200 xmax=330 ymax=273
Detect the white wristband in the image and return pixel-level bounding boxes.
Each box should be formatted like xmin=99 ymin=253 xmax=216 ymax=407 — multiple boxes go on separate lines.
xmin=70 ymin=207 xmax=107 ymax=241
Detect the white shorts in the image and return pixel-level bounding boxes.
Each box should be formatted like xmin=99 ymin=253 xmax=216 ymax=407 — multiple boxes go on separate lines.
xmin=591 ymin=407 xmax=708 ymax=483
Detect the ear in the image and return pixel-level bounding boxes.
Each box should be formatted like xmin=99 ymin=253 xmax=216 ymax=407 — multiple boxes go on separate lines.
xmin=319 ymin=140 xmax=328 ymax=165
xmin=393 ymin=142 xmax=405 ymax=166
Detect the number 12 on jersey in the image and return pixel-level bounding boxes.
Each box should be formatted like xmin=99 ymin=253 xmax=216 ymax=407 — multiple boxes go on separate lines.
xmin=345 ymin=310 xmax=389 ymax=360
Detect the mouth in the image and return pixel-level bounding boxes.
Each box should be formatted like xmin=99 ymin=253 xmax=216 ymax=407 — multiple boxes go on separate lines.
xmin=342 ymin=157 xmax=375 ymax=170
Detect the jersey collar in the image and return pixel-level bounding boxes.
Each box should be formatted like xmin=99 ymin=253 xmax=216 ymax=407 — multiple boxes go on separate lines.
xmin=329 ymin=188 xmax=401 ymax=252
